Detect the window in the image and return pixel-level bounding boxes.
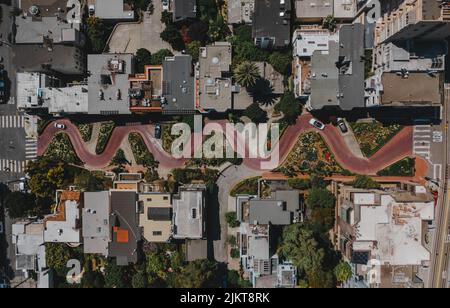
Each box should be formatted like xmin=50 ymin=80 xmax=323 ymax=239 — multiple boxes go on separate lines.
xmin=163 ymin=196 xmax=168 ymax=201
xmin=191 ymin=208 xmax=197 ymax=219
xmin=147 ymin=198 xmax=152 ymax=202
xmin=153 ymin=231 xmax=162 ymax=236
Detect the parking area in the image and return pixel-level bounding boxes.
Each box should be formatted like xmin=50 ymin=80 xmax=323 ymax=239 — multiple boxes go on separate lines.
xmin=108 ymin=1 xmax=173 ymax=54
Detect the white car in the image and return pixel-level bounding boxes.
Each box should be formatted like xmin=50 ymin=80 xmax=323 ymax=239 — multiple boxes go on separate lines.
xmin=54 ymin=123 xmax=66 ymax=130
xmin=309 ymin=118 xmax=325 ymax=130
xmin=162 ymin=0 xmax=169 ymax=11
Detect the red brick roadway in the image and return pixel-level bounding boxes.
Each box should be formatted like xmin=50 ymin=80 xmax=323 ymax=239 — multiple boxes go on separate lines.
xmin=38 ymin=114 xmax=416 ymax=176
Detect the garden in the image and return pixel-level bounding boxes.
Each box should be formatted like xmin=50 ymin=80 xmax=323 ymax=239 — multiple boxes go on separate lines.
xmin=75 ymin=123 xmax=93 ymax=142
xmin=350 ymin=121 xmax=403 ymax=157
xmin=277 ymin=132 xmax=349 ymax=177
xmin=43 ymin=133 xmax=82 ymax=165
xmin=377 ymin=157 xmax=416 ymax=177
xmin=230 ymin=177 xmax=261 ymax=197
xmin=128 ymin=133 xmax=159 ymax=169
xmin=95 ymin=121 xmax=115 ymax=154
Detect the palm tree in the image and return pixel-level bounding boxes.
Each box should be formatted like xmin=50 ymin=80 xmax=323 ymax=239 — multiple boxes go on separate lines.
xmin=234 ymin=61 xmax=260 ymax=88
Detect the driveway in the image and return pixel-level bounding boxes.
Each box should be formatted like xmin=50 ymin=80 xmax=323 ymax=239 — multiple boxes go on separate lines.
xmin=108 ymin=1 xmax=173 ymax=54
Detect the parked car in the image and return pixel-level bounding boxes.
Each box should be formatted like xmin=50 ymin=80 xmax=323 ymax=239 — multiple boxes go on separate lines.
xmin=88 ymin=5 xmax=95 ymax=16
xmin=0 ymin=69 xmax=6 ymax=104
xmin=54 ymin=123 xmax=66 ymax=130
xmin=162 ymin=0 xmax=169 ymax=11
xmin=309 ymin=118 xmax=325 ymax=130
xmin=337 ymin=118 xmax=348 ymax=134
xmin=155 ymin=123 xmax=162 ymax=139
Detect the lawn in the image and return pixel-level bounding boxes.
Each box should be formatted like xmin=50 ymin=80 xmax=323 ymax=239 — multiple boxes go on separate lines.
xmin=350 ymin=121 xmax=403 ymax=157
xmin=377 ymin=157 xmax=415 ymax=177
xmin=43 ymin=133 xmax=82 ymax=165
xmin=230 ymin=177 xmax=261 ymax=197
xmin=277 ymin=132 xmax=350 ymax=176
xmin=95 ymin=121 xmax=115 ymax=154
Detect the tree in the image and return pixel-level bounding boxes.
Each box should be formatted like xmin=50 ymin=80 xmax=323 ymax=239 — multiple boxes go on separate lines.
xmin=160 ymin=25 xmax=185 ymax=51
xmin=45 ymin=243 xmax=72 ymax=271
xmin=186 ymin=41 xmax=202 ymax=62
xmin=233 ymin=25 xmax=252 ymax=43
xmin=310 ymin=174 xmax=328 ymax=189
xmin=27 ymin=158 xmax=67 ymax=199
xmin=244 ymin=103 xmax=267 ymax=124
xmin=4 ymin=191 xmax=37 ymax=219
xmin=86 ymin=17 xmax=109 ymax=53
xmin=132 ymin=270 xmax=148 ymax=288
xmin=198 ymin=0 xmax=218 ymax=22
xmin=234 ymin=61 xmax=260 ymax=88
xmin=225 ymin=212 xmax=240 ymax=228
xmin=150 ymin=49 xmax=174 ymax=65
xmin=275 ymin=92 xmax=301 ymax=125
xmin=268 ymin=52 xmax=292 ymax=76
xmin=288 ymin=179 xmax=311 ymax=190
xmin=161 ymin=10 xmax=173 ymax=26
xmin=104 ymin=261 xmax=132 ymax=288
xmin=352 ymin=175 xmax=381 ymax=189
xmin=334 ymin=261 xmax=352 ymax=284
xmin=174 ymin=260 xmax=223 ymax=288
xmin=81 ymin=270 xmax=105 ymax=288
xmin=323 ymin=15 xmax=337 ymax=32
xmin=135 ymin=48 xmax=153 ymax=73
xmin=307 ymin=188 xmax=335 ymax=209
xmin=111 ymin=149 xmax=128 ymax=166
xmin=126 ymin=0 xmax=152 ymax=11
xmin=74 ymin=170 xmax=107 ymax=192
xmin=234 ymin=41 xmax=268 ymax=64
xmin=208 ymin=14 xmax=229 ymax=41
xmin=187 ymin=21 xmax=209 ymax=43
xmin=279 ymin=224 xmax=336 ymax=288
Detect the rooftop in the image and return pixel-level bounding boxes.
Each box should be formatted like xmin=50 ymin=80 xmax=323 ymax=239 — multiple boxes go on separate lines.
xmin=44 ymin=190 xmax=81 ymax=244
xmin=252 ymin=0 xmax=291 ymax=49
xmin=16 ymin=0 xmax=81 ymax=44
xmin=380 ymin=72 xmax=443 ymax=106
xmin=82 ymin=191 xmax=110 ymax=256
xmin=172 ymin=185 xmax=206 ymax=239
xmin=109 ymin=191 xmax=140 ymax=265
xmin=88 ymin=54 xmax=134 ymax=115
xmin=249 ymin=200 xmax=292 ymax=225
xmin=198 ymin=42 xmax=233 ymax=112
xmin=92 ymin=0 xmax=134 ymax=20
xmin=227 ymin=0 xmax=254 ymax=24
xmin=173 ymin=0 xmax=197 ymax=22
xmin=138 ymin=193 xmax=172 ymax=243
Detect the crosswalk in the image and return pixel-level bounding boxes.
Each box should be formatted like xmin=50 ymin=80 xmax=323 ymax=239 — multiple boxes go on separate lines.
xmin=25 ymin=137 xmax=38 ymax=160
xmin=0 ymin=115 xmax=25 ymax=128
xmin=413 ymin=125 xmax=432 ymax=160
xmin=0 ymin=159 xmax=27 ymax=174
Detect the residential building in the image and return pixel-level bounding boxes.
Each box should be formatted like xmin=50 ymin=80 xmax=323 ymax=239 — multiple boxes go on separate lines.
xmin=292 ymin=24 xmax=366 ymax=111
xmin=13 ymin=45 xmax=86 ymax=75
xmin=88 ymin=0 xmax=135 ymax=21
xmin=138 ymin=193 xmax=173 ymax=243
xmin=252 ymin=0 xmax=291 ymax=49
xmin=44 ymin=190 xmax=82 ymax=244
xmin=87 ymin=53 xmax=134 ymax=115
xmin=227 ymin=0 xmax=255 ymax=24
xmin=236 ymin=191 xmax=299 ymax=288
xmin=375 ymin=0 xmax=450 ymax=45
xmin=12 ymin=221 xmax=52 ymax=288
xmin=173 ymin=0 xmax=197 ymax=22
xmin=197 ymin=42 xmax=233 ymax=113
xmin=172 ymin=184 xmax=206 ymax=240
xmin=254 ymin=62 xmax=285 ymax=95
xmin=335 ymin=182 xmax=435 ymax=288
xmin=83 ymin=191 xmax=111 ymax=256
xmin=15 ymin=0 xmax=83 ymax=46
xmin=17 ymin=72 xmax=88 ymax=115
xmin=295 ymin=0 xmax=357 ymax=22
xmin=109 ymin=190 xmax=141 ymax=265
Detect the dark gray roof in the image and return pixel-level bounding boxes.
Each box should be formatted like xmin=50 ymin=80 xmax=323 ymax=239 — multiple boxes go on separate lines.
xmin=338 ymin=23 xmax=365 ymax=110
xmin=148 ymin=207 xmax=172 ymax=221
xmin=109 ymin=191 xmax=140 ymax=265
xmin=272 ymin=190 xmax=300 ymax=213
xmin=173 ymin=0 xmax=197 ymax=22
xmin=252 ymin=0 xmax=291 ymax=48
xmin=249 ymin=200 xmax=292 ymax=225
xmin=162 ymin=55 xmax=196 ymax=114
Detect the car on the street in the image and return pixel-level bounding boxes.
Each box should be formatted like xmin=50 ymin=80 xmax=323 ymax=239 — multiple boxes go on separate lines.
xmin=54 ymin=123 xmax=66 ymax=130
xmin=155 ymin=123 xmax=162 ymax=139
xmin=337 ymin=118 xmax=348 ymax=134
xmin=162 ymin=0 xmax=169 ymax=11
xmin=0 ymin=69 xmax=6 ymax=104
xmin=309 ymin=118 xmax=325 ymax=130
xmin=88 ymin=5 xmax=95 ymax=16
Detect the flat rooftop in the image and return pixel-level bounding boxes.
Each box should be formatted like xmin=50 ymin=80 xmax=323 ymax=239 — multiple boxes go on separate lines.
xmin=138 ymin=193 xmax=172 ymax=243
xmin=83 ymin=191 xmax=110 ymax=256
xmin=172 ymin=186 xmax=205 ymax=239
xmin=93 ymin=0 xmax=134 ymax=20
xmin=88 ymin=54 xmax=134 ymax=115
xmin=381 ymin=72 xmax=443 ymax=106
